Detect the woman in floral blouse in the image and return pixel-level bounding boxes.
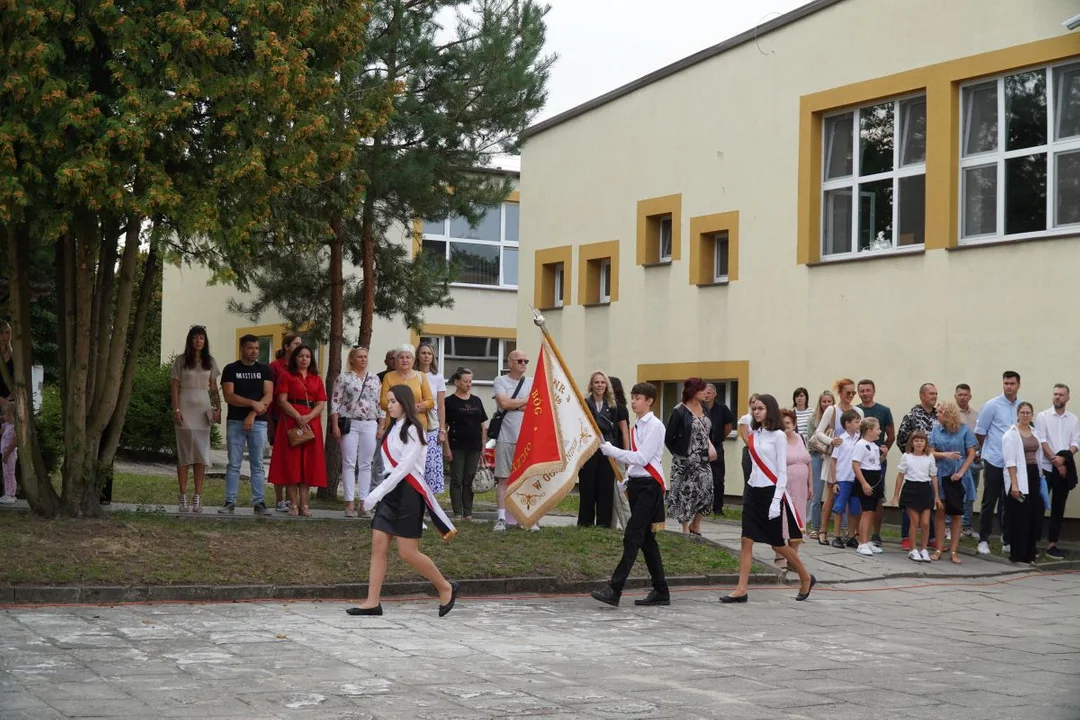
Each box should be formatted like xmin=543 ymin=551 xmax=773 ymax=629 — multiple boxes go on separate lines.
xmin=331 ymin=346 xmax=384 ymax=517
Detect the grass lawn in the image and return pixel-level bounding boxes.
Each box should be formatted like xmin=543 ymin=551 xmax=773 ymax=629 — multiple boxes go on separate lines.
xmin=0 ymin=512 xmax=738 ymax=587
xmin=110 ymin=473 xmax=583 ymax=516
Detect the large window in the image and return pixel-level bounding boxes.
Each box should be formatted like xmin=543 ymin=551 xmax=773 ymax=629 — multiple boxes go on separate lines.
xmin=821 ymin=95 xmax=927 ymax=257
xmin=420 ymin=335 xmax=517 ymax=384
xmin=960 ymin=60 xmax=1080 ymax=241
xmin=422 ymin=202 xmax=519 ymax=288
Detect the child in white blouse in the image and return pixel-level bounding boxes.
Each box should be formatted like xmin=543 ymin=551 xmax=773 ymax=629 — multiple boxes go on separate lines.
xmin=892 ymin=430 xmax=938 ymax=562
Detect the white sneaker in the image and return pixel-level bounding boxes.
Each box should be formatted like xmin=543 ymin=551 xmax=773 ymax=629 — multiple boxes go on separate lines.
xmin=493 ymin=518 xmax=507 ymax=532
xmin=529 ymin=524 xmax=541 ymax=533
xmin=962 ymin=528 xmax=975 ymax=538
xmin=920 ymin=549 xmax=932 ymax=562
xmin=945 ymin=529 xmax=951 ymax=541
xmin=0 ymin=495 xmax=16 ymax=504
xmin=871 ymin=544 xmax=884 ymax=554
xmin=1002 ymin=544 xmax=1011 ymax=554
xmin=976 ymin=541 xmax=990 ymax=555
xmin=856 ymin=543 xmax=874 ymax=556
xmin=908 ymin=550 xmax=922 ymax=562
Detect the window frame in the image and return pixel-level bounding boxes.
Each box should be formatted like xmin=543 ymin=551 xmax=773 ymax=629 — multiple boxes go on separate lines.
xmin=712 ymin=231 xmax=729 ymax=283
xmin=658 ymin=216 xmax=673 ymax=263
xmin=421 ymin=201 xmax=520 ymax=289
xmin=598 ymin=258 xmax=612 ymax=304
xmin=958 ymin=58 xmax=1080 ymax=246
xmin=420 ymin=335 xmax=517 ymax=386
xmin=819 ymin=92 xmax=928 ymax=261
xmin=553 ymin=264 xmax=565 ymax=308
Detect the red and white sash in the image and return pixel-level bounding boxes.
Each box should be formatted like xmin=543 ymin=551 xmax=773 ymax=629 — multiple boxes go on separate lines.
xmin=381 ymin=434 xmax=456 ymax=540
xmin=746 ymin=432 xmax=804 ymax=528
xmin=631 ymin=425 xmax=666 ymax=491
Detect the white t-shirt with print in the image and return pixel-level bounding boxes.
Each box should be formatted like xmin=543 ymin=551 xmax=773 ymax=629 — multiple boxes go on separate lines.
xmin=852 ymin=440 xmax=881 ymax=472
xmin=898 ymin=453 xmax=937 ymax=483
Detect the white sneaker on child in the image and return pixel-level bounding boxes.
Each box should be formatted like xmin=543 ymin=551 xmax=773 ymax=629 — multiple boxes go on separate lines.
xmin=919 ymin=549 xmax=932 ymax=562
xmin=908 ymin=550 xmax=922 ymax=562
xmin=856 ymin=543 xmax=874 ymax=556
xmin=871 ymin=544 xmax=884 ymax=554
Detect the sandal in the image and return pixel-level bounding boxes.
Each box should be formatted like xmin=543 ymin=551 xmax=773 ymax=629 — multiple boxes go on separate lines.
xmin=818 ymin=533 xmax=829 ymax=546
xmin=288 ymin=506 xmax=299 ymax=517
xmin=300 ymin=507 xmax=312 ymax=517
xmin=951 ymin=551 xmax=962 ymax=565
xmin=930 ymin=550 xmax=942 ymax=562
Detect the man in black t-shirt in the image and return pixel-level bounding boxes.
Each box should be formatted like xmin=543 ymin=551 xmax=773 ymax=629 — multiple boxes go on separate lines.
xmin=220 ymin=334 xmax=275 ymax=514
xmin=704 ymin=384 xmax=735 ymax=515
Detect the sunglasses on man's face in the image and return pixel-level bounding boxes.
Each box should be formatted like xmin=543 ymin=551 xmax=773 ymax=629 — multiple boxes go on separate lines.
xmin=513 ymin=358 xmax=529 ymax=365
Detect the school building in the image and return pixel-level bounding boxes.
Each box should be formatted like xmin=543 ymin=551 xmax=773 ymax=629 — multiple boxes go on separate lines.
xmin=160 ymin=172 xmax=521 ymax=415
xmin=516 ymin=0 xmax=1080 ymax=521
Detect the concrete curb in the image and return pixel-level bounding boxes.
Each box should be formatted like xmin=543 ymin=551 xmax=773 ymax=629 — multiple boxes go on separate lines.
xmin=0 ymin=572 xmax=781 ymax=607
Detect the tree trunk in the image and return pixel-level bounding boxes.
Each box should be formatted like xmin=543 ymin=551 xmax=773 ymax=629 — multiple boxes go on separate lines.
xmin=320 ymin=215 xmax=345 ymax=500
xmin=358 ymin=189 xmax=378 ymax=350
xmin=4 ymin=224 xmax=60 ymax=517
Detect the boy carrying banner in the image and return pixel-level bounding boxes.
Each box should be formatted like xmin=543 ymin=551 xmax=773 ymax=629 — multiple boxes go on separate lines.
xmin=590 ymin=382 xmax=670 ymax=608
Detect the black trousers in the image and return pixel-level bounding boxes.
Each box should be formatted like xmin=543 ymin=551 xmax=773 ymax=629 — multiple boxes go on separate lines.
xmin=710 ymin=454 xmax=726 ymax=513
xmin=741 ymin=445 xmax=751 ymax=482
xmin=1005 ymin=470 xmax=1043 ymax=563
xmin=979 ymin=462 xmax=1009 ymax=544
xmin=610 ymin=478 xmax=668 ymax=594
xmin=1045 ymin=470 xmax=1072 ymax=544
xmin=578 ymin=451 xmax=614 ymax=527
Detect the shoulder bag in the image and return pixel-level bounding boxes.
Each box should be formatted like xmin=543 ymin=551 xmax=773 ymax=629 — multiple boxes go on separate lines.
xmin=472 ymin=453 xmax=497 ymax=493
xmin=287 ymin=380 xmax=316 ymax=448
xmin=487 ymin=376 xmax=526 ymax=441
xmin=808 ymin=406 xmax=835 ymax=455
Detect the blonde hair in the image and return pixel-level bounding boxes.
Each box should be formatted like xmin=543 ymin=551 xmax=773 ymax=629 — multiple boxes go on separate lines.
xmin=589 ymin=370 xmax=616 ymax=409
xmin=859 ymin=417 xmax=880 ymax=435
xmin=347 ymin=346 xmax=368 ymax=368
xmin=936 ymin=400 xmax=962 ymax=434
xmin=811 ymin=390 xmax=836 ymax=426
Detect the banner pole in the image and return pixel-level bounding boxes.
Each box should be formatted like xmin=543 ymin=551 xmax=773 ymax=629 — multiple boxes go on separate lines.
xmin=532 ymin=310 xmax=624 ymax=481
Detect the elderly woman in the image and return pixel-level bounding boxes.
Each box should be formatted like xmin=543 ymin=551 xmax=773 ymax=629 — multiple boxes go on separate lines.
xmin=664 ymin=378 xmax=714 ymax=535
xmin=929 ymin=400 xmax=977 ymax=563
xmin=330 ymin=346 xmax=383 ymax=518
xmin=171 ymin=325 xmax=221 ymax=513
xmin=379 ymin=344 xmax=435 ymax=448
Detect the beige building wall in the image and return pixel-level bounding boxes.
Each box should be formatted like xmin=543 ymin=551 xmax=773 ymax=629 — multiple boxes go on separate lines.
xmin=518 ymin=0 xmax=1080 ymax=517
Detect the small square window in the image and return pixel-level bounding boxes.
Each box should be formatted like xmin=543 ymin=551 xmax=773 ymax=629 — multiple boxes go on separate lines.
xmin=637 ymin=194 xmax=681 ymax=266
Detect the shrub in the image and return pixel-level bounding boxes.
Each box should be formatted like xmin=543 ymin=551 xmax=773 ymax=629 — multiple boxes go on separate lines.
xmin=36 ymin=384 xmax=64 ymax=476
xmin=121 ymin=360 xmax=177 ymax=455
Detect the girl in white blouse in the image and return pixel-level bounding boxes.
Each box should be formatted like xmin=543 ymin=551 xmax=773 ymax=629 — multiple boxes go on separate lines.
xmin=346 ymin=384 xmax=458 ymax=618
xmin=722 ymin=394 xmax=816 ymax=603
xmin=891 ymin=430 xmax=938 ymax=562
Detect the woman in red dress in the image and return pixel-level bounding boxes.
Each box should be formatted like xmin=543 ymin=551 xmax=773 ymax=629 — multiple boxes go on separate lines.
xmin=269 ymin=344 xmax=327 ymax=516
xmin=267 ymin=333 xmax=302 ymax=511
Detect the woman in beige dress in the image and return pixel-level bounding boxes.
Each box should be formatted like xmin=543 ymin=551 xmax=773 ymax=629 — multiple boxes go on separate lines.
xmin=172 ymin=325 xmax=221 ymax=513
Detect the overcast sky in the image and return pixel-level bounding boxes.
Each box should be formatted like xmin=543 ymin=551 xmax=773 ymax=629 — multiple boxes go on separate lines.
xmin=535 ymin=0 xmax=812 ymax=121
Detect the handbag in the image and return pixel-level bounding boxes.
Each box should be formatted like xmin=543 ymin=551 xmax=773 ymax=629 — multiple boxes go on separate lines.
xmin=708 ymin=439 xmax=718 ymax=462
xmin=472 ymin=454 xmax=496 ymax=493
xmin=286 ymin=383 xmax=316 ymax=448
xmin=487 ymin=376 xmax=526 ymax=441
xmin=337 ymin=417 xmax=351 ymax=435
xmin=808 ymin=407 xmax=835 ymax=454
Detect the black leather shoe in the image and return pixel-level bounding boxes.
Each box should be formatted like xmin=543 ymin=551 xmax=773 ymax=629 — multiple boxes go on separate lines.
xmin=795 ymin=575 xmax=817 ymax=602
xmin=845 ymin=536 xmax=859 ymax=549
xmin=719 ymin=593 xmax=748 ymax=603
xmin=590 ymin=586 xmax=620 ymax=607
xmin=438 ymin=582 xmax=460 ymax=617
xmin=346 ymin=605 xmax=383 ymax=616
xmin=634 ymin=590 xmax=671 ymax=606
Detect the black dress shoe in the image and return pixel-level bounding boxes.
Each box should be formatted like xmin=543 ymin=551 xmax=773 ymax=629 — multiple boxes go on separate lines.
xmin=845 ymin=536 xmax=859 ymax=549
xmin=438 ymin=582 xmax=460 ymax=617
xmin=590 ymin=586 xmax=620 ymax=607
xmin=346 ymin=605 xmax=383 ymax=616
xmin=719 ymin=593 xmax=748 ymax=603
xmin=634 ymin=590 xmax=671 ymax=606
xmin=795 ymin=575 xmax=817 ymax=602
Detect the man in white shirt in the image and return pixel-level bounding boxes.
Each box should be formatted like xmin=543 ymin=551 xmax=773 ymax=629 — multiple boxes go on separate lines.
xmin=590 ymin=383 xmax=669 ymax=608
xmin=1034 ymin=384 xmax=1080 ymax=559
xmin=492 ymin=350 xmax=534 ymax=532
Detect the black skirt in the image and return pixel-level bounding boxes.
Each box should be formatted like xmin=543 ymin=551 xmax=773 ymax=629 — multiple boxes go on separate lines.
xmin=741 ymin=484 xmax=800 ymax=547
xmin=939 ymin=475 xmax=965 ymax=516
xmin=900 ymin=481 xmax=934 ymax=512
xmin=372 ymin=480 xmax=425 ymax=539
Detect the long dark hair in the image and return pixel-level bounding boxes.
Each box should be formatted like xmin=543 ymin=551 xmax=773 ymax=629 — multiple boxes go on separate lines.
xmin=610 ymin=376 xmax=627 ymax=407
xmin=288 ymin=344 xmax=319 ymax=375
xmin=275 ymin=332 xmax=299 ymax=360
xmin=389 ymin=384 xmax=428 ymax=445
xmin=183 ymin=325 xmax=214 ymax=370
xmin=751 ymin=393 xmax=782 ymax=431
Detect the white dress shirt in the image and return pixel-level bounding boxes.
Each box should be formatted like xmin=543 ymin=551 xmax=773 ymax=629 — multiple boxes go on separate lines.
xmin=747 ymin=428 xmax=788 ymax=493
xmin=601 ymin=412 xmax=665 ymax=490
xmin=364 ymin=421 xmax=426 ymax=510
xmin=1033 ymin=407 xmax=1080 ymax=473
xmin=1002 ymin=424 xmax=1044 ymax=495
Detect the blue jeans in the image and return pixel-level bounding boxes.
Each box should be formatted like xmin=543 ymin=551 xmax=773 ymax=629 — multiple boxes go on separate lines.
xmin=962 ymin=465 xmax=980 ymax=529
xmin=810 ymin=452 xmax=825 ymax=530
xmin=225 ymin=420 xmax=267 ymax=505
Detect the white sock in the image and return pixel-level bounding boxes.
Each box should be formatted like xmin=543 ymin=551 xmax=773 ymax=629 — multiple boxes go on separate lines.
xmin=497 ymin=509 xmax=506 ymax=521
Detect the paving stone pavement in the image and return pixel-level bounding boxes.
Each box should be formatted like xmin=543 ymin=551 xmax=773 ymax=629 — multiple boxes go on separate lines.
xmin=2 ymin=572 xmax=1080 ymax=719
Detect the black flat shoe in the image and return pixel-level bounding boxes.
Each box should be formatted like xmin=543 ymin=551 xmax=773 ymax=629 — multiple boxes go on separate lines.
xmin=719 ymin=593 xmax=748 ymax=604
xmin=438 ymin=582 xmax=460 ymax=617
xmin=634 ymin=589 xmax=670 ymax=606
xmin=590 ymin=586 xmax=620 ymax=607
xmin=346 ymin=605 xmax=383 ymax=616
xmin=795 ymin=575 xmax=817 ymax=602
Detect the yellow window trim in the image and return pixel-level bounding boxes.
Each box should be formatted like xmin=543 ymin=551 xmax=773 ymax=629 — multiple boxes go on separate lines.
xmin=533 ymin=245 xmax=573 ymax=310
xmin=577 ymin=240 xmax=620 ymax=305
xmin=636 ymin=193 xmax=682 ymax=265
xmin=636 ymin=360 xmax=750 ymax=416
xmin=688 ymin=211 xmax=740 ymax=285
xmin=797 ymin=34 xmax=1080 ymax=265
xmin=411 ymin=324 xmax=517 ymax=346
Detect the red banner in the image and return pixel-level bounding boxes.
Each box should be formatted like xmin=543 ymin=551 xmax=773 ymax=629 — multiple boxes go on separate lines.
xmin=507 ymin=343 xmax=564 ymax=489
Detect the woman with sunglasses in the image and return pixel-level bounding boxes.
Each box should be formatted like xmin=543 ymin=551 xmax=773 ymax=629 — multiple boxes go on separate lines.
xmin=171 ymin=325 xmax=221 ymax=513
xmin=810 ymin=378 xmax=862 ymax=547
